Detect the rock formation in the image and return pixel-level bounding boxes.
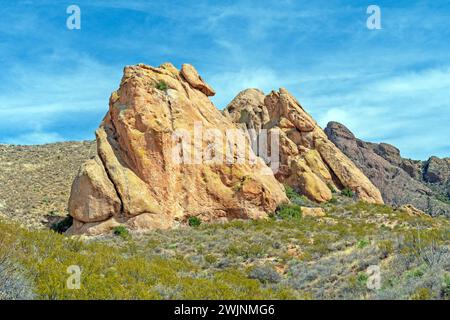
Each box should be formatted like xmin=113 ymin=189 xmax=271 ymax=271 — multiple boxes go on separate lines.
xmin=67 ymin=63 xmax=288 ymax=235
xmin=325 ymin=121 xmax=450 ymax=217
xmin=224 ymin=89 xmax=384 ymax=204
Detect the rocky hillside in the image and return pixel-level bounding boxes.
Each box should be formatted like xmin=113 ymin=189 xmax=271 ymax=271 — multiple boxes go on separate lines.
xmin=0 ymin=141 xmax=95 ymax=229
xmin=325 ymin=122 xmax=450 ymax=217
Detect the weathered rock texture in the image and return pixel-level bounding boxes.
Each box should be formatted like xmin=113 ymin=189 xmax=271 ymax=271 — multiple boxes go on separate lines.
xmin=224 ymin=89 xmax=384 ymax=204
xmin=325 ymin=121 xmax=450 ymax=217
xmin=68 ymin=64 xmax=288 ymax=235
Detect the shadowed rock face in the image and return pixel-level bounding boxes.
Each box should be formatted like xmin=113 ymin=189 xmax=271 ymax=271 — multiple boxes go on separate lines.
xmin=224 ymin=89 xmax=384 ymax=205
xmin=325 ymin=121 xmax=450 ymax=217
xmin=68 ymin=64 xmax=288 ymax=235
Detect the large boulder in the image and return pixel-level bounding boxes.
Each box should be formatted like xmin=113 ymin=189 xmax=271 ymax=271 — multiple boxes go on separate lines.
xmin=325 ymin=121 xmax=450 ymax=217
xmin=67 ymin=63 xmax=288 ymax=235
xmin=224 ymin=88 xmax=384 ymax=204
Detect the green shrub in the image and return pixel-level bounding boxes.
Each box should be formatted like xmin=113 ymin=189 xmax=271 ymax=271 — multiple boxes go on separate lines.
xmin=188 ymin=216 xmax=201 ymax=227
xmin=113 ymin=226 xmax=130 ymax=239
xmin=51 ymin=216 xmax=73 ymax=234
xmin=443 ymin=275 xmax=450 ymax=299
xmin=435 ymin=194 xmax=450 ymax=205
xmin=327 ymin=196 xmax=338 ymax=204
xmin=357 ymin=272 xmax=369 ymax=287
xmin=276 ymin=204 xmax=302 ymax=220
xmin=357 ymin=239 xmax=369 ymax=249
xmin=204 ymin=254 xmax=217 ymax=264
xmin=156 ymin=80 xmax=168 ymax=91
xmin=284 ymin=185 xmax=299 ymax=200
xmin=327 ymin=183 xmax=337 ymax=193
xmin=341 ymin=187 xmax=354 ymax=198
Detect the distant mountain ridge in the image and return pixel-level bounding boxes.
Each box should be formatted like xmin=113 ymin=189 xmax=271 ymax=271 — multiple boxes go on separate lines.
xmin=325 ymin=121 xmax=450 ymax=217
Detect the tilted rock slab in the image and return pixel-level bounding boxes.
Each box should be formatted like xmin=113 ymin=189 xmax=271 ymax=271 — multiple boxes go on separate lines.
xmin=224 ymin=88 xmax=384 ymax=204
xmin=68 ymin=64 xmax=288 ymax=235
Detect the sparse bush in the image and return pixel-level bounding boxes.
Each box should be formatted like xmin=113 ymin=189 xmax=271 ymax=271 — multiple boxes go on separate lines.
xmin=276 ymin=204 xmax=302 ymax=220
xmin=442 ymin=275 xmax=450 ymax=299
xmin=188 ymin=216 xmax=201 ymax=227
xmin=156 ymin=80 xmax=168 ymax=91
xmin=113 ymin=226 xmax=130 ymax=239
xmin=284 ymin=185 xmax=299 ymax=200
xmin=248 ymin=265 xmax=281 ymax=284
xmin=327 ymin=183 xmax=337 ymax=193
xmin=0 ymin=260 xmax=35 ymax=300
xmin=204 ymin=254 xmax=217 ymax=264
xmin=357 ymin=239 xmax=369 ymax=249
xmin=327 ymin=196 xmax=338 ymax=204
xmin=341 ymin=188 xmax=354 ymax=198
xmin=284 ymin=185 xmax=311 ymax=206
xmin=378 ymin=240 xmax=394 ymax=258
xmin=0 ymin=242 xmax=35 ymax=300
xmin=356 ymin=272 xmax=369 ymax=286
xmin=410 ymin=287 xmax=432 ymax=300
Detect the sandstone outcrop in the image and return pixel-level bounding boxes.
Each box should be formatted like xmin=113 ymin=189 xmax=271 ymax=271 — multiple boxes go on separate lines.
xmin=224 ymin=89 xmax=384 ymax=204
xmin=67 ymin=64 xmax=288 ymax=235
xmin=325 ymin=121 xmax=450 ymax=217
xmin=397 ymin=204 xmax=427 ymax=217
xmin=300 ymin=207 xmax=326 ymax=218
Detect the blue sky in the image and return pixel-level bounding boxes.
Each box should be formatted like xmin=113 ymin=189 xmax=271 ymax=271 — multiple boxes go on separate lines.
xmin=0 ymin=0 xmax=449 ymax=160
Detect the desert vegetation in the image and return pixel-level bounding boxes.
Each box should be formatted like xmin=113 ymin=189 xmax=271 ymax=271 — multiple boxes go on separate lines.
xmin=1 ymin=188 xmax=448 ymax=300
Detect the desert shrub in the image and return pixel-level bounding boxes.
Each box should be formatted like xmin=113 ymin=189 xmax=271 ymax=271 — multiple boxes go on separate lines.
xmin=276 ymin=204 xmax=302 ymax=220
xmin=356 ymin=272 xmax=369 ymax=286
xmin=284 ymin=185 xmax=299 ymax=200
xmin=51 ymin=215 xmax=73 ymax=233
xmin=225 ymin=242 xmax=266 ymax=259
xmin=410 ymin=287 xmax=432 ymax=300
xmin=378 ymin=239 xmax=394 ymax=258
xmin=341 ymin=188 xmax=354 ymax=198
xmin=435 ymin=193 xmax=450 ymax=205
xmin=327 ymin=196 xmax=338 ymax=204
xmin=357 ymin=239 xmax=370 ymax=249
xmin=0 ymin=249 xmax=35 ymax=300
xmin=204 ymin=254 xmax=217 ymax=264
xmin=156 ymin=80 xmax=168 ymax=91
xmin=188 ymin=216 xmax=201 ymax=227
xmin=284 ymin=185 xmax=311 ymax=206
xmin=399 ymin=230 xmax=449 ymax=267
xmin=327 ymin=183 xmax=337 ymax=193
xmin=442 ymin=275 xmax=450 ymax=299
xmin=248 ymin=265 xmax=281 ymax=284
xmin=113 ymin=226 xmax=130 ymax=239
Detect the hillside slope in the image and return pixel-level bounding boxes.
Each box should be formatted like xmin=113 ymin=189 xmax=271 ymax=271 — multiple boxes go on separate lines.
xmin=0 ymin=141 xmax=96 ymax=229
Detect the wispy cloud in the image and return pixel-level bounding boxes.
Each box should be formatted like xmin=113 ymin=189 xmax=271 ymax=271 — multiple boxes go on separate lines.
xmin=0 ymin=1 xmax=449 ymax=160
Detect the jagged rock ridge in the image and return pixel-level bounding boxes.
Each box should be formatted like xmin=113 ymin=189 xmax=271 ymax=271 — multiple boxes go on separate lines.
xmin=325 ymin=121 xmax=450 ymax=217
xmin=224 ymin=88 xmax=384 ymax=204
